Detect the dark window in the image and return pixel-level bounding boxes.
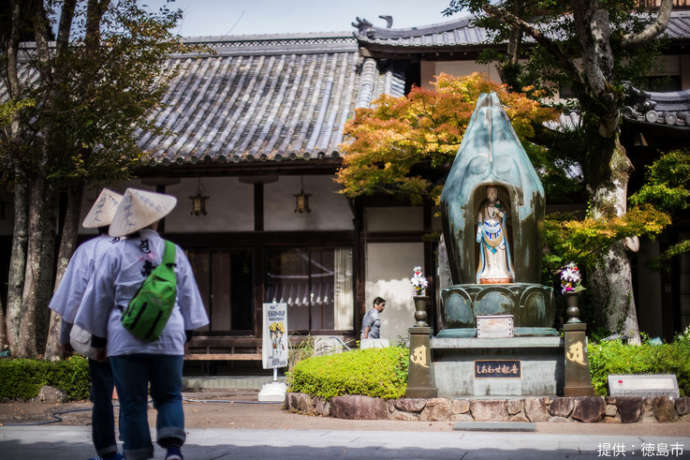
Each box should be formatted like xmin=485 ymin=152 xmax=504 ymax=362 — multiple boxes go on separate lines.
xmin=186 ymin=249 xmax=253 ymax=333
xmin=264 ymin=247 xmax=352 ymax=333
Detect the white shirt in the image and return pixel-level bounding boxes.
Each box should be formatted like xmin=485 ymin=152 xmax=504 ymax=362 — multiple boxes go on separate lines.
xmin=75 ymin=229 xmax=209 ymax=357
xmin=49 ymin=235 xmax=118 ymax=324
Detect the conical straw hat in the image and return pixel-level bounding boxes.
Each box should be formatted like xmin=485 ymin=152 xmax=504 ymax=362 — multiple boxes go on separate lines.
xmin=82 ymin=188 xmax=124 ymax=229
xmin=108 ymin=188 xmax=177 ymax=237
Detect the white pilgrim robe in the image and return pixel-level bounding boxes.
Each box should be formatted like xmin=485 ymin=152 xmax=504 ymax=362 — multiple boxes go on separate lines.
xmin=75 ymin=229 xmax=208 ymax=357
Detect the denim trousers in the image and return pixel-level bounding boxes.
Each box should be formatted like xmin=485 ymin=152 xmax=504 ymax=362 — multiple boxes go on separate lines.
xmin=89 ymin=358 xmax=118 ymax=457
xmin=110 ymin=354 xmax=185 ymax=460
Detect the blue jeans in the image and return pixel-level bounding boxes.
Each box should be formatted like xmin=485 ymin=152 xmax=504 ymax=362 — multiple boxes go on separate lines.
xmin=110 ymin=354 xmax=185 ymax=460
xmin=89 ymin=358 xmax=118 ymax=458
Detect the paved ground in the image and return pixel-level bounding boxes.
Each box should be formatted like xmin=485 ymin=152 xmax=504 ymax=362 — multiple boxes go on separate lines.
xmin=1 ymin=425 xmax=689 ymax=459
xmin=1 ymin=390 xmax=689 ymax=459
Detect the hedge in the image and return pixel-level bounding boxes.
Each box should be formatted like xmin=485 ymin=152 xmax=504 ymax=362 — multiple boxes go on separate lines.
xmin=288 ymin=346 xmax=408 ymax=400
xmin=588 ymin=339 xmax=690 ymax=396
xmin=0 ymin=356 xmax=90 ymax=401
xmin=289 ymin=339 xmax=690 ymax=400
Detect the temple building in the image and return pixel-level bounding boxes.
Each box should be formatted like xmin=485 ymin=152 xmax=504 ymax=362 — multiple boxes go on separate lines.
xmin=1 ymin=7 xmax=689 ymax=364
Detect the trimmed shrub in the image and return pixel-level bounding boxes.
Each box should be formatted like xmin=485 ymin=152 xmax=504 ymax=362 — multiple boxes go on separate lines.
xmin=288 ymin=346 xmax=408 ymax=400
xmin=588 ymin=339 xmax=690 ymax=396
xmin=0 ymin=356 xmax=90 ymax=401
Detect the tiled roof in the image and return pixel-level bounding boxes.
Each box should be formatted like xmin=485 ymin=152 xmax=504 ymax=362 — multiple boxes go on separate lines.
xmin=144 ymin=34 xmax=405 ymax=165
xmin=354 ymin=11 xmax=690 ymax=49
xmin=624 ymin=87 xmax=690 ymax=128
xmin=2 ymin=34 xmax=407 ymax=166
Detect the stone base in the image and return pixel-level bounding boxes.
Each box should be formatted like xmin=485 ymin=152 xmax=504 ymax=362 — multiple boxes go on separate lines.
xmin=564 ymin=385 xmax=596 ymax=397
xmin=431 ymin=337 xmax=563 ymax=397
xmin=286 ymin=393 xmax=690 ymax=424
xmin=258 ymin=382 xmax=287 ymax=402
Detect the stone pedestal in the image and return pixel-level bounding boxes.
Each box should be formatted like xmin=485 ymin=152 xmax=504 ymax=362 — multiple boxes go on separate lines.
xmin=431 ymin=337 xmax=563 ymax=397
xmin=406 ymin=327 xmax=438 ymax=398
xmin=563 ymin=323 xmax=594 ymax=396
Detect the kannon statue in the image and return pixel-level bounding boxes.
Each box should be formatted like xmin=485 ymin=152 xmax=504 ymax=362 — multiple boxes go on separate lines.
xmin=475 ymin=186 xmax=515 ymax=284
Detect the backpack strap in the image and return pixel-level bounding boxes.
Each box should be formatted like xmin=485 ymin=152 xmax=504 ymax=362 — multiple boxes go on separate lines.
xmin=162 ymin=240 xmax=176 ymax=268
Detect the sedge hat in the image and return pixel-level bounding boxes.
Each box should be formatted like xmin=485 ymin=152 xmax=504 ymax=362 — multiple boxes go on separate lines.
xmin=108 ymin=188 xmax=177 ymax=237
xmin=82 ymin=188 xmax=123 ymax=229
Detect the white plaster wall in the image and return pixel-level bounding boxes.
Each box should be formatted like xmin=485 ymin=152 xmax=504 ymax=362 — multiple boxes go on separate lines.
xmin=365 ymin=242 xmax=424 ymax=342
xmin=264 ymin=175 xmax=353 ymax=231
xmin=421 ymin=60 xmax=502 ymax=88
xmin=365 ymin=207 xmax=423 ymax=232
xmin=165 ymin=177 xmax=253 ymax=232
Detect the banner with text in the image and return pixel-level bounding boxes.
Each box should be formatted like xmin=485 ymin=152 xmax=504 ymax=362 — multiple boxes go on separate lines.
xmin=262 ymin=302 xmax=288 ymax=369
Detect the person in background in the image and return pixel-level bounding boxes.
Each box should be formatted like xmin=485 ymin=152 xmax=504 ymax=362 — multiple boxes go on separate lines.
xmin=49 ymin=188 xmax=123 ymax=460
xmin=361 ymin=297 xmax=386 ymax=339
xmin=75 ymin=188 xmax=209 ymax=460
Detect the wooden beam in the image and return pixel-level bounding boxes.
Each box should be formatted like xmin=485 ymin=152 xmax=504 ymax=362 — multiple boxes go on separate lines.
xmin=184 ymin=353 xmax=262 ymax=361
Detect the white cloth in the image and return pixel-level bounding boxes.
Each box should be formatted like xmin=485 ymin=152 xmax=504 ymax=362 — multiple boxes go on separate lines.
xmin=75 ymin=229 xmax=209 ymax=357
xmin=49 ymin=235 xmax=118 ymax=324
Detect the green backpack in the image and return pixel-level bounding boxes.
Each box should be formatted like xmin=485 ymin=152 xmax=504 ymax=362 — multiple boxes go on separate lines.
xmin=121 ymin=240 xmax=177 ymax=342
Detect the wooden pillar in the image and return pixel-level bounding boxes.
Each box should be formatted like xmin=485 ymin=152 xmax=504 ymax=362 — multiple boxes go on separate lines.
xmin=352 ymin=197 xmax=365 ymax=337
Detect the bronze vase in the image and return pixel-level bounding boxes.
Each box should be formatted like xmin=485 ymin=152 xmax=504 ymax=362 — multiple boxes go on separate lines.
xmin=565 ymin=292 xmax=582 ymax=324
xmin=413 ymin=295 xmax=430 ymax=327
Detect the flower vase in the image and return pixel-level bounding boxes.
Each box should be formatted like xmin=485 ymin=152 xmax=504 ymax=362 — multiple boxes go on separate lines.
xmin=565 ymin=292 xmax=582 ymax=324
xmin=413 ymin=295 xmax=430 ymax=327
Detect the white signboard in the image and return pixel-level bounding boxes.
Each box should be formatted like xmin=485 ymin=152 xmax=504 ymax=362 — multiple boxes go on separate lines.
xmin=262 ymin=302 xmax=288 ymax=369
xmin=608 ymin=374 xmax=679 ymax=398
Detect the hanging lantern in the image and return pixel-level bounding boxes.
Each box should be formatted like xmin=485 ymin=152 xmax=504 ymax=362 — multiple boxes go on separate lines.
xmin=294 ymin=176 xmax=311 ymax=214
xmin=190 ymin=178 xmax=209 ymax=216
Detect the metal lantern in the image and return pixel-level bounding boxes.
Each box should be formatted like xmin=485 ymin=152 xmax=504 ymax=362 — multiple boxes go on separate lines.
xmin=294 ymin=176 xmax=311 ymax=214
xmin=190 ymin=178 xmax=209 ymax=216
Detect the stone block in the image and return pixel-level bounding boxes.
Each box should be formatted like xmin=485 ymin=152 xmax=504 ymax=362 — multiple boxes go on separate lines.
xmin=470 ymin=400 xmax=508 ymax=422
xmin=652 ymin=397 xmax=679 ymax=423
xmin=314 ymin=397 xmax=330 ymax=417
xmin=675 ymin=397 xmax=690 ymax=416
xmin=287 ymin=392 xmax=315 ymax=414
xmin=615 ymin=397 xmax=643 ymax=423
xmin=506 ymin=399 xmax=524 ymax=415
xmin=524 ymin=398 xmax=550 ymax=422
xmin=394 ymin=398 xmax=427 ymax=413
xmin=37 ymin=385 xmax=66 ymax=403
xmin=509 ymin=414 xmax=530 ymax=422
xmin=421 ymin=398 xmax=453 ymax=421
xmin=605 ymin=404 xmax=618 ymax=417
xmin=549 ymin=397 xmax=574 ymax=418
xmin=330 ymin=395 xmax=388 ymax=420
xmin=548 ymin=416 xmax=571 ymax=423
xmin=451 ymin=413 xmax=474 ymax=422
xmin=571 ymin=397 xmax=605 ymax=423
xmin=604 ymin=414 xmax=621 ymax=423
xmin=390 ymin=410 xmax=420 ymax=421
xmin=451 ymin=399 xmax=470 ymax=414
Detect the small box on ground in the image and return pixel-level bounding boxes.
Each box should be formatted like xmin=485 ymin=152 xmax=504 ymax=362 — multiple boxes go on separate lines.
xmin=608 ymin=374 xmax=679 ymax=398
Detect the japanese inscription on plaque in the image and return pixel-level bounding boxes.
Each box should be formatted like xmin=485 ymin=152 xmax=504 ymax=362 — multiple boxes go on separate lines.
xmin=474 ymin=360 xmax=521 ymax=378
xmin=476 ymin=315 xmax=514 ymax=338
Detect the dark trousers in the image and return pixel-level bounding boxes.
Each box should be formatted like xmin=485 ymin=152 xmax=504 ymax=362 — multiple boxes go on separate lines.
xmin=89 ymin=358 xmax=118 ymax=458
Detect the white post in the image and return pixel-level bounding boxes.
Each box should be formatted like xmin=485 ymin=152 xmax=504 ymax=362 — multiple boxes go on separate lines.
xmin=273 ymin=366 xmax=277 ymax=382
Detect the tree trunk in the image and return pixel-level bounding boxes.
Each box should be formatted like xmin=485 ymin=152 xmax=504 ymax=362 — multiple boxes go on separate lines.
xmin=587 ymin=135 xmax=641 ymax=344
xmin=6 ymin=169 xmax=28 ymax=355
xmin=0 ymin=296 xmax=6 ymax=352
xmin=44 ymin=184 xmax=84 ymax=361
xmin=15 ymin=177 xmax=57 ymax=358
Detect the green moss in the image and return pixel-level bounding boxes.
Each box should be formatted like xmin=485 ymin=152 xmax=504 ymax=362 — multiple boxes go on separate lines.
xmin=288 ymin=347 xmax=409 ymax=400
xmin=0 ymin=356 xmax=90 ymax=401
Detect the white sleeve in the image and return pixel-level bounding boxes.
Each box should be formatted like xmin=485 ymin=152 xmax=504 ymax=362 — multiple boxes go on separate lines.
xmin=48 ymin=245 xmax=90 ymax=323
xmin=175 ymin=246 xmax=209 ymax=331
xmin=74 ymin=252 xmax=118 ymax=339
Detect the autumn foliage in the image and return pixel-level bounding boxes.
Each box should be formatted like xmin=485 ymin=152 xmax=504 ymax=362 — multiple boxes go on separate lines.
xmin=336 ymin=72 xmax=559 ymax=204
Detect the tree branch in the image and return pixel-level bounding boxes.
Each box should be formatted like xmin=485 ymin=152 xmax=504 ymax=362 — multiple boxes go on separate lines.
xmin=622 ymin=0 xmax=673 ymax=47
xmin=56 ymin=0 xmax=77 ymax=59
xmin=482 ymin=3 xmax=584 ymax=86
